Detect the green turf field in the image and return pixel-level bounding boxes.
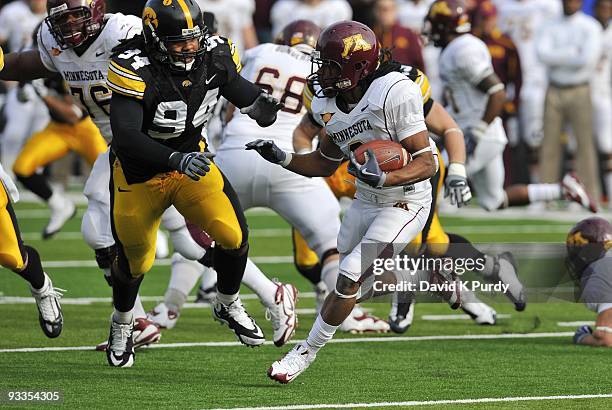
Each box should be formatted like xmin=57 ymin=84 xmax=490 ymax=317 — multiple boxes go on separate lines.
xmin=1 ymin=202 xmax=610 ymax=409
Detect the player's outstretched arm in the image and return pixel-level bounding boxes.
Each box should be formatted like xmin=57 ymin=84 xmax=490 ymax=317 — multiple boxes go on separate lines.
xmin=246 ymin=132 xmax=342 ymax=177
xmin=0 ymin=48 xmax=55 ymax=81
xmin=384 ymin=130 xmax=437 ymax=187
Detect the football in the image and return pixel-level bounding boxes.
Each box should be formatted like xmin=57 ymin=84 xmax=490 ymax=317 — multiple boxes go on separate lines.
xmin=353 ymin=140 xmax=410 ymax=172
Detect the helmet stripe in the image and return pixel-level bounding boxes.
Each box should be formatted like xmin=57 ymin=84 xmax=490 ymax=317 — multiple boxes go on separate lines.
xmin=176 ymin=0 xmax=194 ymax=29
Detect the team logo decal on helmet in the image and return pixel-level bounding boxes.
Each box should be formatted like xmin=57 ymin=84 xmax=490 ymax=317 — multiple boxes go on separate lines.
xmin=341 ymin=34 xmax=372 ymax=59
xmin=143 ymin=7 xmax=159 ymax=29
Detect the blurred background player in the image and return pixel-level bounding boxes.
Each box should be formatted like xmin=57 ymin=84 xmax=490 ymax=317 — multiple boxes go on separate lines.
xmin=0 ymin=0 xmax=49 ymax=174
xmin=566 ymin=217 xmax=612 ymax=347
xmin=471 ymin=1 xmax=524 ymax=185
xmin=372 ymin=0 xmax=426 ymax=71
xmin=195 ymin=0 xmax=258 ymax=54
xmin=270 ymin=0 xmax=353 ymax=38
xmin=536 ymin=0 xmax=603 ymax=207
xmin=591 ymin=0 xmax=612 ymax=208
xmin=425 ymin=0 xmax=597 ymax=213
xmin=493 ymin=0 xmax=561 ymax=183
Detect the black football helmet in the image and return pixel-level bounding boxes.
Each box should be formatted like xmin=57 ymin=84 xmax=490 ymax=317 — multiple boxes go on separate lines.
xmin=566 ymin=217 xmax=612 ymax=282
xmin=142 ymin=0 xmax=208 ymax=71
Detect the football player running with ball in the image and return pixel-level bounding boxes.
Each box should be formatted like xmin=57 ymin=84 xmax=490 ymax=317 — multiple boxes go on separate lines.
xmin=248 ymin=21 xmax=437 ymax=383
xmin=105 ymin=0 xmax=282 ymax=367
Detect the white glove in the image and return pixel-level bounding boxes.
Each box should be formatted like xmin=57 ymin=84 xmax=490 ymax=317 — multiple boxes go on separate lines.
xmin=444 ymin=162 xmax=471 ymax=207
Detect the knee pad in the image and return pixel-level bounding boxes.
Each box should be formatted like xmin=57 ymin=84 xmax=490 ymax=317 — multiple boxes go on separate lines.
xmin=209 ymin=219 xmax=245 ymax=251
xmin=0 ymin=252 xmax=24 ymax=271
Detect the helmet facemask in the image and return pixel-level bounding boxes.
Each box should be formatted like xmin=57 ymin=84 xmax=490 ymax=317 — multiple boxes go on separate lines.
xmin=147 ymin=24 xmax=208 ymax=72
xmin=46 ymin=6 xmax=101 ymax=49
xmin=309 ymin=51 xmax=361 ymax=98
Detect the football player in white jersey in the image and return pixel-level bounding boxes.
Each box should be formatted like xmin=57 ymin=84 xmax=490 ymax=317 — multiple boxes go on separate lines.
xmin=0 ymin=0 xmax=49 ymax=179
xmin=424 ymin=0 xmax=596 ymax=213
xmin=0 ymin=0 xmax=212 ymax=349
xmin=592 ymin=0 xmax=612 ymax=209
xmin=248 ymin=21 xmax=437 ymax=383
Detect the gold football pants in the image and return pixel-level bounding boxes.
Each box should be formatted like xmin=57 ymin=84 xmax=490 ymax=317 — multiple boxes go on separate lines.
xmin=292 ymin=150 xmax=450 ymax=268
xmin=13 ymin=117 xmax=107 ymax=177
xmin=111 ymin=158 xmax=247 ymax=276
xmin=0 ymin=182 xmax=25 ymax=271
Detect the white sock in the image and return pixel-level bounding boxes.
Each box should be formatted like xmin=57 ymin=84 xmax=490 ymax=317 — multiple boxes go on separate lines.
xmin=133 ymin=294 xmax=146 ymax=319
xmin=164 ymin=288 xmax=187 ymax=313
xmin=168 ymin=253 xmax=203 ymax=297
xmin=113 ymin=308 xmax=133 ymax=324
xmin=201 ymin=266 xmax=217 ymax=290
xmin=216 ymin=291 xmax=239 ymax=306
xmin=527 ymin=183 xmax=562 ymax=203
xmin=47 ymin=190 xmax=65 ymax=208
xmin=321 ymin=258 xmax=340 ymax=296
xmin=306 ymin=314 xmax=339 ymax=353
xmin=30 ymin=273 xmax=50 ymax=294
xmin=241 ymin=258 xmax=276 ymax=308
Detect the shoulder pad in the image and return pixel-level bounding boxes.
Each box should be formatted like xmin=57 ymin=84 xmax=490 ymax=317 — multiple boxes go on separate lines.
xmin=107 ymin=49 xmax=148 ymax=100
xmin=102 ymin=13 xmax=143 ymax=56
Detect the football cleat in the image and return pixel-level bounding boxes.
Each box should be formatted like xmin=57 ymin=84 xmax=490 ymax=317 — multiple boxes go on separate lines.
xmin=195 ymin=284 xmax=217 ymax=304
xmin=429 ymin=268 xmax=462 ymax=309
xmin=106 ymin=318 xmax=135 ymax=368
xmin=562 ymin=172 xmax=598 ymax=213
xmin=339 ymin=306 xmax=390 ymax=333
xmin=147 ymin=302 xmax=179 ymax=329
xmin=489 ymin=252 xmax=526 ymax=311
xmin=268 ymin=342 xmax=317 ymax=384
xmin=314 ymin=281 xmax=328 ymax=313
xmin=30 ymin=273 xmax=64 ymax=338
xmin=462 ymin=302 xmax=497 ymax=325
xmin=43 ymin=194 xmax=76 ymax=239
xmin=265 ymin=283 xmax=298 ymax=347
xmin=96 ymin=317 xmax=161 ymax=351
xmin=388 ymin=299 xmax=415 ymax=334
xmin=212 ymin=298 xmax=265 ymax=347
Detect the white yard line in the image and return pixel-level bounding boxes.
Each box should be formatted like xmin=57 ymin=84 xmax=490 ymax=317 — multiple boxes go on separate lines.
xmin=557 ymin=321 xmax=595 ymax=327
xmin=0 ymin=332 xmax=573 ymax=354
xmin=208 ymin=393 xmax=612 ymax=410
xmin=421 ymin=314 xmax=511 ymax=321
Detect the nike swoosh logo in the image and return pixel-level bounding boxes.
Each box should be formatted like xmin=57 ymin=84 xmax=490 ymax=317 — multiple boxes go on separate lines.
xmin=96 ymin=51 xmax=105 ymax=57
xmin=109 ymin=353 xmax=125 ymax=366
xmin=251 ymin=327 xmax=264 ymax=338
xmin=205 ymin=74 xmax=217 ymax=85
xmin=360 ymin=104 xmax=369 ymax=112
xmin=118 ymin=187 xmax=131 ymax=192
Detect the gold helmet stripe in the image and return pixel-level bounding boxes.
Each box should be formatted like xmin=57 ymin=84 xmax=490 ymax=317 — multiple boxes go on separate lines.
xmin=176 ymin=0 xmax=194 ymax=29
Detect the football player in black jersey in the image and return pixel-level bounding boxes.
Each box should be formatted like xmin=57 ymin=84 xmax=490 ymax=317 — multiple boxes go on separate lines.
xmin=104 ymin=0 xmax=282 ymax=367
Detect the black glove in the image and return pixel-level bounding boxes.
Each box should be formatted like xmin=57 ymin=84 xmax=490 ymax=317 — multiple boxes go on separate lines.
xmin=240 ymin=92 xmax=283 ymax=127
xmin=245 ymin=139 xmax=288 ymax=165
xmin=444 ymin=163 xmax=472 ymax=207
xmin=348 ymin=149 xmax=386 ymax=188
xmin=168 ymin=151 xmax=214 ymax=181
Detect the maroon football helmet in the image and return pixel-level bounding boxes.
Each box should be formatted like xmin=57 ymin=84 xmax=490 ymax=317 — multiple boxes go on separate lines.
xmin=423 ymin=0 xmax=471 ymax=47
xmin=275 ymin=20 xmax=321 ymax=54
xmin=566 ymin=217 xmax=612 ymax=281
xmin=44 ymin=0 xmax=106 ymax=49
xmin=309 ymin=20 xmax=379 ymax=98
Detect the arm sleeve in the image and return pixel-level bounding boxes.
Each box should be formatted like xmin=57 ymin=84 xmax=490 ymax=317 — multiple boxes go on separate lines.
xmin=110 ymin=93 xmax=176 ymax=168
xmin=384 ymin=79 xmax=427 ymax=142
xmin=220 ymin=73 xmax=262 ymax=108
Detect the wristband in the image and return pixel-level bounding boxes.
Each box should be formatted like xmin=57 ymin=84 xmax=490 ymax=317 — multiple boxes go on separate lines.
xmin=447 ymin=162 xmax=467 ymax=178
xmin=280 ymin=152 xmax=293 ymax=167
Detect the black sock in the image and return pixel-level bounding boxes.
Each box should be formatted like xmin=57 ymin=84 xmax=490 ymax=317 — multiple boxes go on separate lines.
xmin=214 ymin=244 xmax=248 ymax=295
xmin=16 ymin=246 xmax=45 ymax=289
xmin=112 ymin=275 xmax=143 ymax=312
xmin=296 ymin=263 xmax=322 ymax=285
xmin=16 ymin=174 xmax=52 ymax=201
xmin=446 ymin=233 xmax=486 ymax=260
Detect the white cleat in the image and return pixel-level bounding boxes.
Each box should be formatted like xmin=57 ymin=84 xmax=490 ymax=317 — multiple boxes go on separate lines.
xmin=339 ymin=306 xmax=390 ymax=334
xmin=268 ymin=342 xmax=317 ymax=384
xmin=388 ymin=299 xmax=415 ymax=334
xmin=489 ymin=252 xmax=526 ymax=311
xmin=30 ymin=273 xmax=64 ymax=338
xmin=96 ymin=317 xmax=161 ymax=351
xmin=212 ymin=298 xmax=265 ymax=347
xmin=266 ymin=283 xmax=298 ymax=347
xmin=147 ymin=302 xmax=179 ymax=329
xmin=43 ymin=193 xmax=76 ymax=239
xmin=562 ymin=172 xmax=597 ymax=213
xmin=106 ymin=318 xmax=135 ymax=368
xmin=462 ymin=302 xmax=497 ymax=325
